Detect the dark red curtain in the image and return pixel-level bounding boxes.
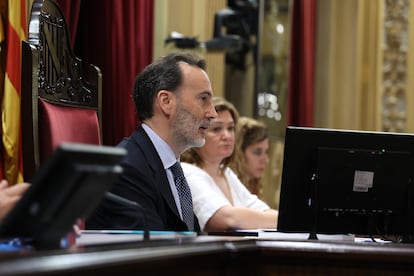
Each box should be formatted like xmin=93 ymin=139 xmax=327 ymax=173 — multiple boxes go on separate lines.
xmin=60 ymin=0 xmax=154 ymax=146
xmin=287 ymin=0 xmax=316 ymax=127
xmin=57 ymin=0 xmax=81 ymax=47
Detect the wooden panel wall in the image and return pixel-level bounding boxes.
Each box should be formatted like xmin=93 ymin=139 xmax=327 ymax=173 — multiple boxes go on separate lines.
xmin=154 ymin=0 xmax=227 ymax=98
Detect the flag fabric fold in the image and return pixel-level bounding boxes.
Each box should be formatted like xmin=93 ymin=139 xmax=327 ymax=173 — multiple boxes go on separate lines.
xmin=0 ymin=0 xmax=27 ymax=183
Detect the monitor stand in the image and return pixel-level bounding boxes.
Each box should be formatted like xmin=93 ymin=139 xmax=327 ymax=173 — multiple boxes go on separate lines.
xmin=308 ymin=172 xmax=319 ymax=240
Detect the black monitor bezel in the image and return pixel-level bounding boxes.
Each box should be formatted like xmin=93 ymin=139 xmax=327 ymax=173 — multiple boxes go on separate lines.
xmin=277 ymin=126 xmax=414 ymax=239
xmin=0 ymin=143 xmax=126 ymax=248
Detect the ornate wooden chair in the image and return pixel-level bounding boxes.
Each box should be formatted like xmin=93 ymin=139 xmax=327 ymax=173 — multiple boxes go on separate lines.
xmin=21 ymin=0 xmax=102 ymax=181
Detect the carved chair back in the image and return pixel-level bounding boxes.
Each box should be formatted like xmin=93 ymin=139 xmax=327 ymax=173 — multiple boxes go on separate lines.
xmin=21 ymin=0 xmax=102 ymax=181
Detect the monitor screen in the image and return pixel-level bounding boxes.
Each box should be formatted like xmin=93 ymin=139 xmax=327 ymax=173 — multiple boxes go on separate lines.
xmin=277 ymin=126 xmax=414 ymax=240
xmin=0 ymin=143 xmax=126 ymax=248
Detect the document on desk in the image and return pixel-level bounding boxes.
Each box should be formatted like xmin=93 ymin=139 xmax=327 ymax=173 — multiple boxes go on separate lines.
xmin=256 ymin=230 xmax=355 ymax=241
xmin=208 ymin=229 xmax=355 ymax=242
xmin=76 ymin=230 xmax=197 ymax=246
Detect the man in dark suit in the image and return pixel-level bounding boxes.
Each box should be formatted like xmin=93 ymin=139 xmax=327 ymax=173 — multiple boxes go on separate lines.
xmin=86 ymin=52 xmax=217 ymax=232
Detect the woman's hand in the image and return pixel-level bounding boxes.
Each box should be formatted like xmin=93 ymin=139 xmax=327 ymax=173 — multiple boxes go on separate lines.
xmin=0 ymin=180 xmax=30 ymax=222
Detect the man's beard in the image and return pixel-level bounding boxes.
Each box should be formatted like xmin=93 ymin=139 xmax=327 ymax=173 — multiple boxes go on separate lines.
xmin=172 ymin=103 xmax=206 ymax=153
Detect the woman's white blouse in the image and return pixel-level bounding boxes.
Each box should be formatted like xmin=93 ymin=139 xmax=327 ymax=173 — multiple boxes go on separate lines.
xmin=181 ymin=162 xmax=270 ymax=231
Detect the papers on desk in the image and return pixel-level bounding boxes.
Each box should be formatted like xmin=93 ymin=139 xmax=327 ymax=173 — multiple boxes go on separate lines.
xmin=76 ymin=230 xmax=197 ymax=246
xmin=76 ymin=229 xmax=390 ymax=246
xmin=257 ymin=230 xmax=355 ymax=241
xmin=208 ymin=229 xmax=355 ymax=242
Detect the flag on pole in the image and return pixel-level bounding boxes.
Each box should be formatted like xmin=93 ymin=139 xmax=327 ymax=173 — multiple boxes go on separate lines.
xmin=0 ymin=0 xmax=27 ymax=184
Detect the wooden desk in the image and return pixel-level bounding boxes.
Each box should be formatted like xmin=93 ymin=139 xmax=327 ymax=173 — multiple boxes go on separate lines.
xmin=1 ymin=237 xmax=414 ymax=275
xmin=256 ymin=240 xmax=414 ymax=275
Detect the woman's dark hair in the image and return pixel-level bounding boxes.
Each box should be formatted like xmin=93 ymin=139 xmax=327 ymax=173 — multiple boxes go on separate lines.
xmin=133 ymin=52 xmax=206 ymax=121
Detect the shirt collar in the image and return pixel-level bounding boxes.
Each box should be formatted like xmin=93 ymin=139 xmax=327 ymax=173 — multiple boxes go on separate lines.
xmin=141 ymin=123 xmax=177 ymax=169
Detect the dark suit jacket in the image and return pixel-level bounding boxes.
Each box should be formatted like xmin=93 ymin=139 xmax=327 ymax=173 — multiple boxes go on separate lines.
xmin=86 ymin=126 xmax=200 ymax=232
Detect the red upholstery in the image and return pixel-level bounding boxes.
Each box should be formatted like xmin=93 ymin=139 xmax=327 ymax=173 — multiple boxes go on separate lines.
xmin=39 ymin=98 xmax=101 ymax=162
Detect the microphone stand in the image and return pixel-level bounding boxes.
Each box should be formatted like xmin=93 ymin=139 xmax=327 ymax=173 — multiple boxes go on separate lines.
xmin=104 ymin=192 xmax=149 ymax=241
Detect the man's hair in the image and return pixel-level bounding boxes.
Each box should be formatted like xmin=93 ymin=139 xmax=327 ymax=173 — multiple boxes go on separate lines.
xmin=133 ymin=52 xmax=206 ymax=121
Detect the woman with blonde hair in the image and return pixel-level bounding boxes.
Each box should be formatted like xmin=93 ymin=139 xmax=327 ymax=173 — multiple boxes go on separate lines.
xmin=181 ymin=97 xmax=278 ymax=232
xmin=230 ymin=117 xmax=269 ymax=197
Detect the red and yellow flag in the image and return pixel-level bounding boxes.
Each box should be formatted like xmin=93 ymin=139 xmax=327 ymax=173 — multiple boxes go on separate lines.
xmin=0 ymin=0 xmax=27 ymax=184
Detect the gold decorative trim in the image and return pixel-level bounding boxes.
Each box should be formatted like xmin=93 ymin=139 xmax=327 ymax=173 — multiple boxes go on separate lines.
xmin=382 ymin=0 xmax=409 ymax=132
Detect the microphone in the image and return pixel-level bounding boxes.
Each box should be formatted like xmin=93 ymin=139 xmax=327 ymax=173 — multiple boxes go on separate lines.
xmin=104 ymin=192 xmax=149 ymax=241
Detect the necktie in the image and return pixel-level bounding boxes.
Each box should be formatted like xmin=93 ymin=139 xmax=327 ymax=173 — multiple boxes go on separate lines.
xmin=170 ymin=162 xmax=194 ymax=231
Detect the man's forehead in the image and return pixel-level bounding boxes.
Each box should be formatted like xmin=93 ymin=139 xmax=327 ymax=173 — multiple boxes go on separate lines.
xmin=179 ymin=62 xmax=198 ymax=72
xmin=177 ymin=61 xmax=189 ymax=66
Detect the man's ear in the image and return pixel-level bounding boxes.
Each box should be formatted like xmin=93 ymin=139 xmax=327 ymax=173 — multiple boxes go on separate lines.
xmin=156 ymin=90 xmax=174 ymax=115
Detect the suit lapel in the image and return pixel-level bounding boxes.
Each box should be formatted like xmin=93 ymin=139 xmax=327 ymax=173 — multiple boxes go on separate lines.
xmin=132 ymin=127 xmax=182 ymax=219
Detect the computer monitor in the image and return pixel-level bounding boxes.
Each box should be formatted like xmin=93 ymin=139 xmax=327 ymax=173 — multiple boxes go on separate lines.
xmin=0 ymin=143 xmax=126 ymax=249
xmin=277 ymin=126 xmax=414 ymax=241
